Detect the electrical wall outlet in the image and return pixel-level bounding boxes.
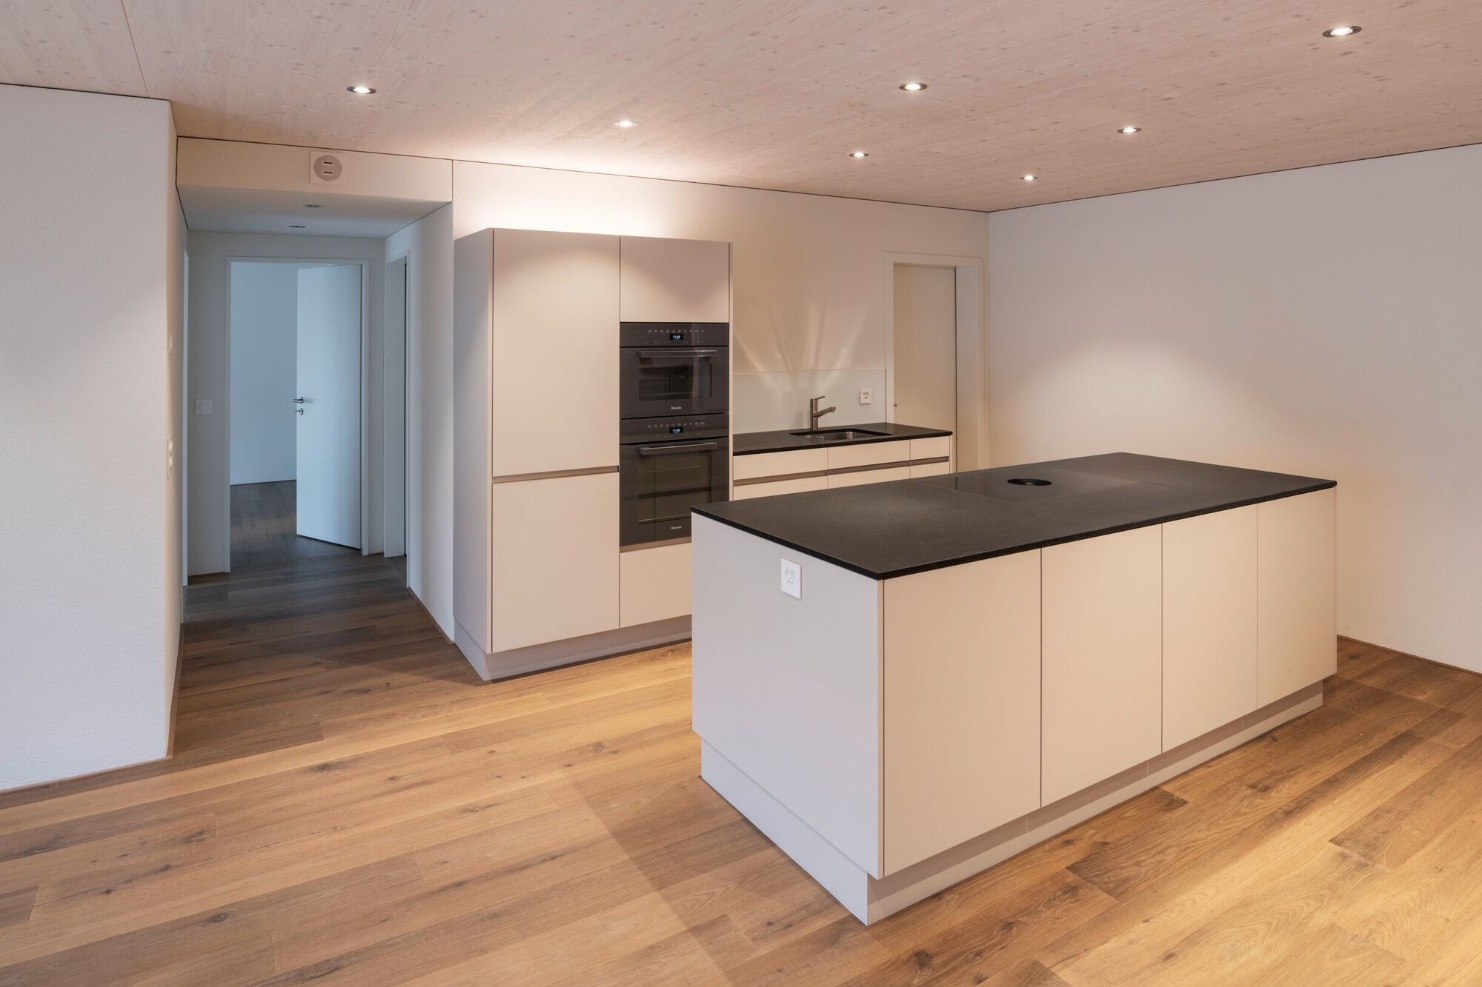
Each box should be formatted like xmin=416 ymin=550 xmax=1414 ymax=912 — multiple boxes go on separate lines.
xmin=859 ymin=388 xmax=873 ymax=405
xmin=193 ymin=399 xmax=213 ymax=415
xmin=780 ymin=558 xmax=802 ymax=599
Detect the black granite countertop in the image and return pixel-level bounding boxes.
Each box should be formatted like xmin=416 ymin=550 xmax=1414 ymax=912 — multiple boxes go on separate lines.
xmin=695 ymin=453 xmax=1335 ymax=579
xmin=733 ymin=421 xmax=952 ymax=455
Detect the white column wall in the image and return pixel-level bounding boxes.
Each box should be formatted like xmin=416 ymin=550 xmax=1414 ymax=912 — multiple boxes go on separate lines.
xmin=0 ymin=85 xmax=181 ymax=791
xmin=386 ymin=205 xmax=455 ymax=636
xmin=987 ymin=142 xmax=1482 ymax=673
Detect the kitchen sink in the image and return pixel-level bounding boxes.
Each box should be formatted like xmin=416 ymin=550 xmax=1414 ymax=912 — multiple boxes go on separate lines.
xmin=788 ymin=428 xmax=891 ymax=442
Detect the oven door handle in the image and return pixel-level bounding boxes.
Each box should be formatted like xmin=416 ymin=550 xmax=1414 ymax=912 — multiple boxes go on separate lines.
xmin=636 ymin=349 xmax=718 ymax=360
xmin=635 ymin=441 xmax=721 ymax=456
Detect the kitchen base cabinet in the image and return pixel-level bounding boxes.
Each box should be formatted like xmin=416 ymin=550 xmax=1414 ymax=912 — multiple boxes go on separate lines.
xmin=491 ymin=473 xmax=620 ymax=654
xmin=883 ymin=552 xmax=1041 ymax=874
xmin=693 ymin=455 xmax=1337 ymax=924
xmin=1042 ymin=525 xmax=1163 ymax=804
xmin=1259 ymin=488 xmax=1338 ymax=705
xmin=828 ymin=466 xmax=910 ymax=488
xmin=1163 ymin=506 xmax=1259 ymax=750
xmin=619 ymin=542 xmax=692 ymax=627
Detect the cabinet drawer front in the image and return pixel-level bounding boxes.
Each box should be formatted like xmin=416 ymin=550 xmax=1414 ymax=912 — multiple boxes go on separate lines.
xmin=908 ymin=461 xmax=950 ymax=479
xmin=733 ymin=475 xmax=829 ymax=499
xmin=827 ymin=465 xmax=911 ymax=488
xmin=827 ymin=439 xmax=910 ymax=471
xmin=908 ymin=436 xmax=951 ymax=462
xmin=491 ymin=472 xmax=620 ymax=653
xmin=733 ymin=448 xmax=827 ymax=481
xmin=620 ymin=542 xmax=692 ymax=627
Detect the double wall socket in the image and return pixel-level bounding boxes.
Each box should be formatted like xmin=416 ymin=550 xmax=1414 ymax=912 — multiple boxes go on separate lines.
xmin=859 ymin=388 xmax=874 ymax=405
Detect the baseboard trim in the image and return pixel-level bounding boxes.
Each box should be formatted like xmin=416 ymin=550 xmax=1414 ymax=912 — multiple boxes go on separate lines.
xmin=457 ymin=617 xmax=692 ymax=682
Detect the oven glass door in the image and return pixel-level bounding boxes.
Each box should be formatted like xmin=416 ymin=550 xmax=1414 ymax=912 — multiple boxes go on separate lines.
xmin=621 ymin=349 xmax=728 ymax=418
xmin=621 ymin=439 xmax=728 ymax=545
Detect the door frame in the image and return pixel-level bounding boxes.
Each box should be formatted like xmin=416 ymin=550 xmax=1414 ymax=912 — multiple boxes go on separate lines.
xmin=882 ymin=252 xmax=988 ymax=471
xmin=383 ymin=253 xmax=409 ymax=563
xmin=225 ymin=255 xmax=372 ymax=564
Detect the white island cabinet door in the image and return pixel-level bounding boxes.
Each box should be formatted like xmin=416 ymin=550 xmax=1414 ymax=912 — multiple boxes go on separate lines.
xmin=491 ymin=230 xmax=619 ymax=477
xmin=883 ymin=550 xmax=1042 ymax=875
xmin=619 ymin=236 xmax=730 ymax=323
xmin=490 ymin=472 xmax=620 ymax=653
xmin=1258 ymin=488 xmax=1337 ymax=705
xmin=1163 ymin=506 xmax=1259 ymax=751
xmin=1042 ymin=525 xmax=1163 ymax=805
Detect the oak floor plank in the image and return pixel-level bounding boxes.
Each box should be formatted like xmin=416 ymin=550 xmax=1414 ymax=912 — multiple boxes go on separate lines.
xmin=4 ymin=543 xmax=1482 ymax=986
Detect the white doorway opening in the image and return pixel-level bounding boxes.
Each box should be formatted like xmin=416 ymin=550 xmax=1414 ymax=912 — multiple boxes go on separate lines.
xmin=884 ymin=253 xmax=987 ymax=470
xmin=228 ymin=259 xmax=366 ymax=565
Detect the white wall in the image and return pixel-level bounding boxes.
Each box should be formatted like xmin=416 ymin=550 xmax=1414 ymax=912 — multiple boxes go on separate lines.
xmin=987 ymin=143 xmax=1482 ymax=672
xmin=187 ymin=232 xmax=385 ymax=574
xmin=452 ymin=162 xmax=989 ymax=432
xmin=386 ymin=205 xmax=455 ymax=635
xmin=0 ymin=86 xmax=181 ymax=791
xmin=229 ymin=262 xmax=299 ymax=484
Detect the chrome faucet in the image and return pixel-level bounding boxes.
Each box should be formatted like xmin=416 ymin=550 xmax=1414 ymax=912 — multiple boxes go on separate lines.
xmin=809 ymin=395 xmax=837 ymax=430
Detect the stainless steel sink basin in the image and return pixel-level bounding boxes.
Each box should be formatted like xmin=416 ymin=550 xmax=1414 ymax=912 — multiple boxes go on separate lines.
xmin=788 ymin=428 xmax=891 ymax=442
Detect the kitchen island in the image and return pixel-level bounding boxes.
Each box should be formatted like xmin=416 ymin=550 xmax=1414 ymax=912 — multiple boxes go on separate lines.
xmin=691 ymin=453 xmax=1336 ymax=923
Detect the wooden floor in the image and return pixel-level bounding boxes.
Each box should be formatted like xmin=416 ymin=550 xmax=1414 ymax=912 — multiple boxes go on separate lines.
xmin=4 ymin=553 xmax=1482 ymax=985
xmin=231 ymin=480 xmax=358 ymax=567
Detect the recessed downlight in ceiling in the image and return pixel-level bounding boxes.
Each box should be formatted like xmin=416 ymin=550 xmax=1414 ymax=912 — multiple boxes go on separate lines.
xmin=899 ymin=82 xmax=927 ymax=92
xmin=304 ymin=203 xmax=323 ymax=208
xmin=614 ymin=119 xmax=638 ymax=128
xmin=347 ymin=85 xmax=376 ymax=95
xmin=1022 ymin=173 xmax=1038 ymax=182
xmin=850 ymin=150 xmax=869 ymax=159
xmin=289 ymin=225 xmax=306 ymax=229
xmin=1119 ymin=126 xmax=1142 ymax=135
xmin=1322 ymin=25 xmax=1360 ymax=37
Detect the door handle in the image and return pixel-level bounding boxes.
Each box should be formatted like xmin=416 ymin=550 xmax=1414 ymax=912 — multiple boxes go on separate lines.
xmin=294 ymin=397 xmax=305 ymax=403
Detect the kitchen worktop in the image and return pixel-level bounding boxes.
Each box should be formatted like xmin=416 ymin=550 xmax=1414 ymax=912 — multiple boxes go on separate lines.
xmin=733 ymin=421 xmax=952 ymax=455
xmin=695 ymin=452 xmax=1335 ymax=579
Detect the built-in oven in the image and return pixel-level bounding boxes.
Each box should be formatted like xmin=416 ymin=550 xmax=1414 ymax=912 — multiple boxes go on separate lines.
xmin=620 ymin=413 xmax=730 ymax=546
xmin=619 ymin=322 xmax=729 ymax=419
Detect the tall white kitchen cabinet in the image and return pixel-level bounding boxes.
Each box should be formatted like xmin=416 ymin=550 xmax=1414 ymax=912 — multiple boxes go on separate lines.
xmin=453 ymin=229 xmax=623 ymax=679
xmin=453 ymin=229 xmax=726 ymax=680
xmin=619 ymin=236 xmax=731 ymax=323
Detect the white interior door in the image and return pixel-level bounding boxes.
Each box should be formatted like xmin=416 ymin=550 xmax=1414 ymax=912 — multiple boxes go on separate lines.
xmin=892 ymin=264 xmax=957 ymax=431
xmin=296 ymin=264 xmax=362 ymax=548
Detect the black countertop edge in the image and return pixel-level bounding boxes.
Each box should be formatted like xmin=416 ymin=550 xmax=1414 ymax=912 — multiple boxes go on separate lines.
xmin=694 ymin=479 xmax=1335 ymax=581
xmin=733 ymin=421 xmax=953 ymax=455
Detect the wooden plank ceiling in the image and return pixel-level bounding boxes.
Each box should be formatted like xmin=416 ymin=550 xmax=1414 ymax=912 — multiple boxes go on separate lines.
xmin=3 ymin=0 xmax=1482 ymax=211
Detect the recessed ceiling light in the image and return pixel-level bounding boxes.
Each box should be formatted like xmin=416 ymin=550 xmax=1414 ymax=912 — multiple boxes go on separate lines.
xmin=850 ymin=150 xmax=869 ymax=159
xmin=1322 ymin=25 xmax=1360 ymax=37
xmin=1022 ymin=173 xmax=1038 ymax=182
xmin=347 ymin=85 xmax=376 ymax=95
xmin=614 ymin=119 xmax=638 ymax=128
xmin=304 ymin=203 xmax=323 ymax=209
xmin=1118 ymin=126 xmax=1141 ymax=135
xmin=289 ymin=225 xmax=306 ymax=229
xmin=899 ymin=82 xmax=928 ymax=92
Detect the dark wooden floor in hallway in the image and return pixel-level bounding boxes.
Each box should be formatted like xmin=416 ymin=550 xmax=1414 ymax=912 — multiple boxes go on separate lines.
xmin=230 ymin=480 xmax=358 ymax=568
xmin=2 ymin=550 xmax=1482 ymax=985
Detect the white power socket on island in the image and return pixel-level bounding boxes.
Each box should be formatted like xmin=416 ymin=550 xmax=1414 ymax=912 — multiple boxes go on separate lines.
xmin=859 ymin=388 xmax=873 ymax=405
xmin=780 ymin=559 xmax=802 ymax=599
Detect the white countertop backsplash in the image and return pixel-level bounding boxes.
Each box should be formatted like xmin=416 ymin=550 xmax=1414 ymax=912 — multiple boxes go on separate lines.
xmin=732 ymin=368 xmax=888 ymax=434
